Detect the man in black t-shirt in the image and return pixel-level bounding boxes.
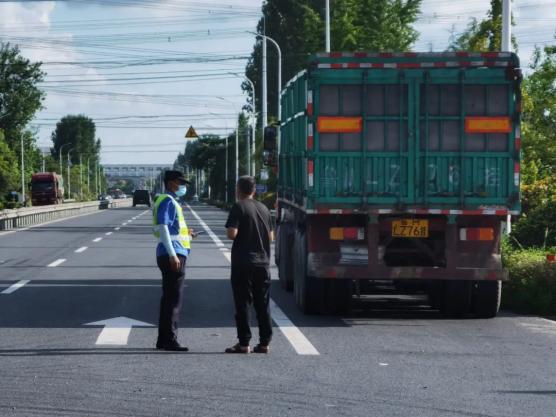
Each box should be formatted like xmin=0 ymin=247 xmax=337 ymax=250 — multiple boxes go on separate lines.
xmin=224 ymin=176 xmax=274 ymax=354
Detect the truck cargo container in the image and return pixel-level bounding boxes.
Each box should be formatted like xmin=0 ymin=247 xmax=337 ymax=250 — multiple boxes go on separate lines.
xmin=30 ymin=172 xmax=64 ymax=206
xmin=272 ymin=52 xmax=522 ymax=318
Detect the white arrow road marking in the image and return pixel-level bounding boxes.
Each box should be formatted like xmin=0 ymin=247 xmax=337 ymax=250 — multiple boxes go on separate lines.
xmin=47 ymin=259 xmax=66 ymax=267
xmin=84 ymin=316 xmax=154 ymax=346
xmin=185 ymin=204 xmax=320 ymax=356
xmin=1 ymin=280 xmax=31 ymax=295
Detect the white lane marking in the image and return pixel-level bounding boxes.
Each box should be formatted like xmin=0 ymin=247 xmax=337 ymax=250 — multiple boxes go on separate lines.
xmin=105 ymin=232 xmax=113 ymax=236
xmin=269 ymin=299 xmax=319 ymax=355
xmin=0 ymin=210 xmax=107 ymax=237
xmin=75 ymin=246 xmax=88 ymax=253
xmin=379 ymin=363 xmax=389 ymax=366
xmin=122 ymin=222 xmax=128 ymax=226
xmin=47 ymin=259 xmax=66 ymax=267
xmin=114 ymin=227 xmax=120 ymax=231
xmin=1 ymin=280 xmax=31 ymax=295
xmin=27 ymin=284 xmax=160 ymax=288
xmin=84 ymin=316 xmax=154 ymax=346
xmin=93 ymin=237 xmax=103 ymax=243
xmin=186 ymin=204 xmax=319 ymax=356
xmin=185 ymin=204 xmax=225 ymax=247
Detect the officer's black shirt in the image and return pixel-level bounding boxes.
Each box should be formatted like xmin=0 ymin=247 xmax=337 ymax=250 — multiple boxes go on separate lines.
xmin=225 ymin=199 xmax=273 ymax=267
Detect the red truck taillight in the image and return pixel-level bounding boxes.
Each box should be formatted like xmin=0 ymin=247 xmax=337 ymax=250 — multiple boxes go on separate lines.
xmin=329 ymin=227 xmax=365 ymax=241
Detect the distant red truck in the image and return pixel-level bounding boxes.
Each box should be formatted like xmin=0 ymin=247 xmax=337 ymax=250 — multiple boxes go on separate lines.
xmin=30 ymin=172 xmax=64 ymax=206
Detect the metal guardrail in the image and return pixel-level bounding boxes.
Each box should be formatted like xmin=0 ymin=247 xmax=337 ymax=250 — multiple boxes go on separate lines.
xmin=0 ymin=199 xmax=132 ymax=231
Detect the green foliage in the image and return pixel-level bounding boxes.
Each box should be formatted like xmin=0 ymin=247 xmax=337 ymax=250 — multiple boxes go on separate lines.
xmin=244 ymin=0 xmax=422 ymax=120
xmin=502 ymin=247 xmax=556 ymax=315
xmin=50 ymin=115 xmax=100 ymax=166
xmin=449 ymin=0 xmax=517 ymax=52
xmin=0 ymin=43 xmax=46 ymax=150
xmin=0 ymin=131 xmax=19 ymax=203
xmin=0 ymin=43 xmax=46 ymax=199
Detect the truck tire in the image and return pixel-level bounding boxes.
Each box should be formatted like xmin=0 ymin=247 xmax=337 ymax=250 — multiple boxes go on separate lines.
xmin=277 ymin=225 xmax=293 ymax=292
xmin=472 ymin=280 xmax=501 ymax=318
xmin=440 ymin=280 xmax=472 ymax=318
xmin=293 ymin=229 xmax=323 ymax=314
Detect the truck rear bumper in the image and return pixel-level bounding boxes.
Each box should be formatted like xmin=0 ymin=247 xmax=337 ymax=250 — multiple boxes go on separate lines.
xmin=307 ymin=253 xmax=507 ymax=281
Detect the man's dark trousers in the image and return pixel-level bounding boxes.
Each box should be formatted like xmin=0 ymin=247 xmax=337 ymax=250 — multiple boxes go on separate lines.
xmin=231 ymin=264 xmax=273 ymax=346
xmin=157 ymin=255 xmax=187 ymax=345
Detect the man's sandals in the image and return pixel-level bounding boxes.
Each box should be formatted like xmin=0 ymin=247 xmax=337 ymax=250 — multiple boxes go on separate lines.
xmin=225 ymin=343 xmax=270 ymax=354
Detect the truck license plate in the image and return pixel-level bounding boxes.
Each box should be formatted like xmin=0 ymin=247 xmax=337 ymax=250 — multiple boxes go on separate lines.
xmin=392 ymin=219 xmax=429 ymax=238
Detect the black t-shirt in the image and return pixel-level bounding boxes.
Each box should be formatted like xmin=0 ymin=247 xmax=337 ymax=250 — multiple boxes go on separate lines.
xmin=225 ymin=199 xmax=273 ymax=266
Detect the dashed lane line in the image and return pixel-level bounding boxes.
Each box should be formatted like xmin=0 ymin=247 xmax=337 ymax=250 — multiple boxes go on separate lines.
xmin=47 ymin=259 xmax=66 ymax=268
xmin=105 ymin=232 xmax=113 ymax=236
xmin=1 ymin=280 xmax=31 ymax=295
xmin=115 ymin=227 xmax=120 ymax=231
xmin=75 ymin=246 xmax=88 ymax=253
xmin=93 ymin=237 xmax=103 ymax=243
xmin=185 ymin=204 xmax=320 ymax=356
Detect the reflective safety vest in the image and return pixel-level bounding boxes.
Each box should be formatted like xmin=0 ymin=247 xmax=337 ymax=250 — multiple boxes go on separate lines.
xmin=152 ymin=194 xmax=191 ymax=249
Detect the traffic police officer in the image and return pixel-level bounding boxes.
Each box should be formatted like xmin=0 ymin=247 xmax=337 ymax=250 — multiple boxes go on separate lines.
xmin=152 ymin=170 xmax=194 ymax=351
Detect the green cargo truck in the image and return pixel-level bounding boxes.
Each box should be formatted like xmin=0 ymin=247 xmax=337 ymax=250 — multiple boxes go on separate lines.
xmin=271 ymin=52 xmax=522 ymax=317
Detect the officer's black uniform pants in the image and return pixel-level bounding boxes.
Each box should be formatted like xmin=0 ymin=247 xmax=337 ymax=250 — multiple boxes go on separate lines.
xmin=231 ymin=264 xmax=273 ymax=346
xmin=157 ymin=255 xmax=187 ymax=344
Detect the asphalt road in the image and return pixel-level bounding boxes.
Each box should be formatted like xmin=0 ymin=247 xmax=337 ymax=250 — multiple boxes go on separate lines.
xmin=0 ymin=203 xmax=555 ymax=417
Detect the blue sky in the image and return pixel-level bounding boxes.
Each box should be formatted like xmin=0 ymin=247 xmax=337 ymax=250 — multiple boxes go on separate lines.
xmin=0 ymin=0 xmax=555 ymax=165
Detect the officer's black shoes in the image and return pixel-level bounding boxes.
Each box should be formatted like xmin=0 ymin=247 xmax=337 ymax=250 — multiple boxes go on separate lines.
xmin=156 ymin=341 xmax=189 ymax=352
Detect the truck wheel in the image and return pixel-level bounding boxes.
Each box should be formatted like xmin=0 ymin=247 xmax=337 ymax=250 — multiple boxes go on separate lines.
xmin=324 ymin=280 xmax=352 ymax=314
xmin=440 ymin=280 xmax=472 ymax=318
xmin=277 ymin=225 xmax=294 ymax=292
xmin=472 ymin=280 xmax=501 ymax=318
xmin=293 ymin=229 xmax=323 ymax=314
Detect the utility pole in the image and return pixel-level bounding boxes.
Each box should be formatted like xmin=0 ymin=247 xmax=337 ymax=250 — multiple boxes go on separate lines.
xmin=67 ymin=148 xmax=74 ymax=199
xmin=502 ymin=0 xmax=511 ymax=52
xmin=325 ymin=0 xmax=331 ymax=52
xmin=20 ymin=137 xmax=25 ymax=204
xmin=262 ymin=31 xmax=268 ymax=130
xmin=79 ymin=154 xmax=83 ymax=200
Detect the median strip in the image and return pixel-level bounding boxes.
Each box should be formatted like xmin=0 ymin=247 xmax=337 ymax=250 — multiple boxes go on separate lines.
xmin=1 ymin=280 xmax=31 ymax=295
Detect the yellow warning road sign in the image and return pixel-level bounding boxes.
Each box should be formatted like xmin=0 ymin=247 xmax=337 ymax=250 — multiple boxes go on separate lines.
xmin=185 ymin=126 xmax=198 ymax=138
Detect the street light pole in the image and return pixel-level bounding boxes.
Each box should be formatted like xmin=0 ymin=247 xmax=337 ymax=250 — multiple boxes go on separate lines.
xmin=20 ymin=137 xmax=25 ymax=204
xmin=79 ymin=154 xmax=83 ymax=200
xmin=502 ymin=0 xmax=511 ymax=52
xmin=227 ymin=74 xmax=257 ymax=177
xmin=252 ymin=33 xmax=282 ymax=154
xmin=217 ymin=97 xmax=241 ymax=199
xmin=59 ymin=143 xmax=70 ymax=191
xmin=67 ymin=148 xmax=74 ymax=199
xmin=325 ymin=0 xmax=331 ymax=52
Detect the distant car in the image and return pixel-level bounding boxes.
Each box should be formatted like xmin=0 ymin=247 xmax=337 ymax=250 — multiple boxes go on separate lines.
xmin=99 ymin=194 xmax=112 ymax=209
xmin=133 ymin=189 xmax=151 ymax=207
